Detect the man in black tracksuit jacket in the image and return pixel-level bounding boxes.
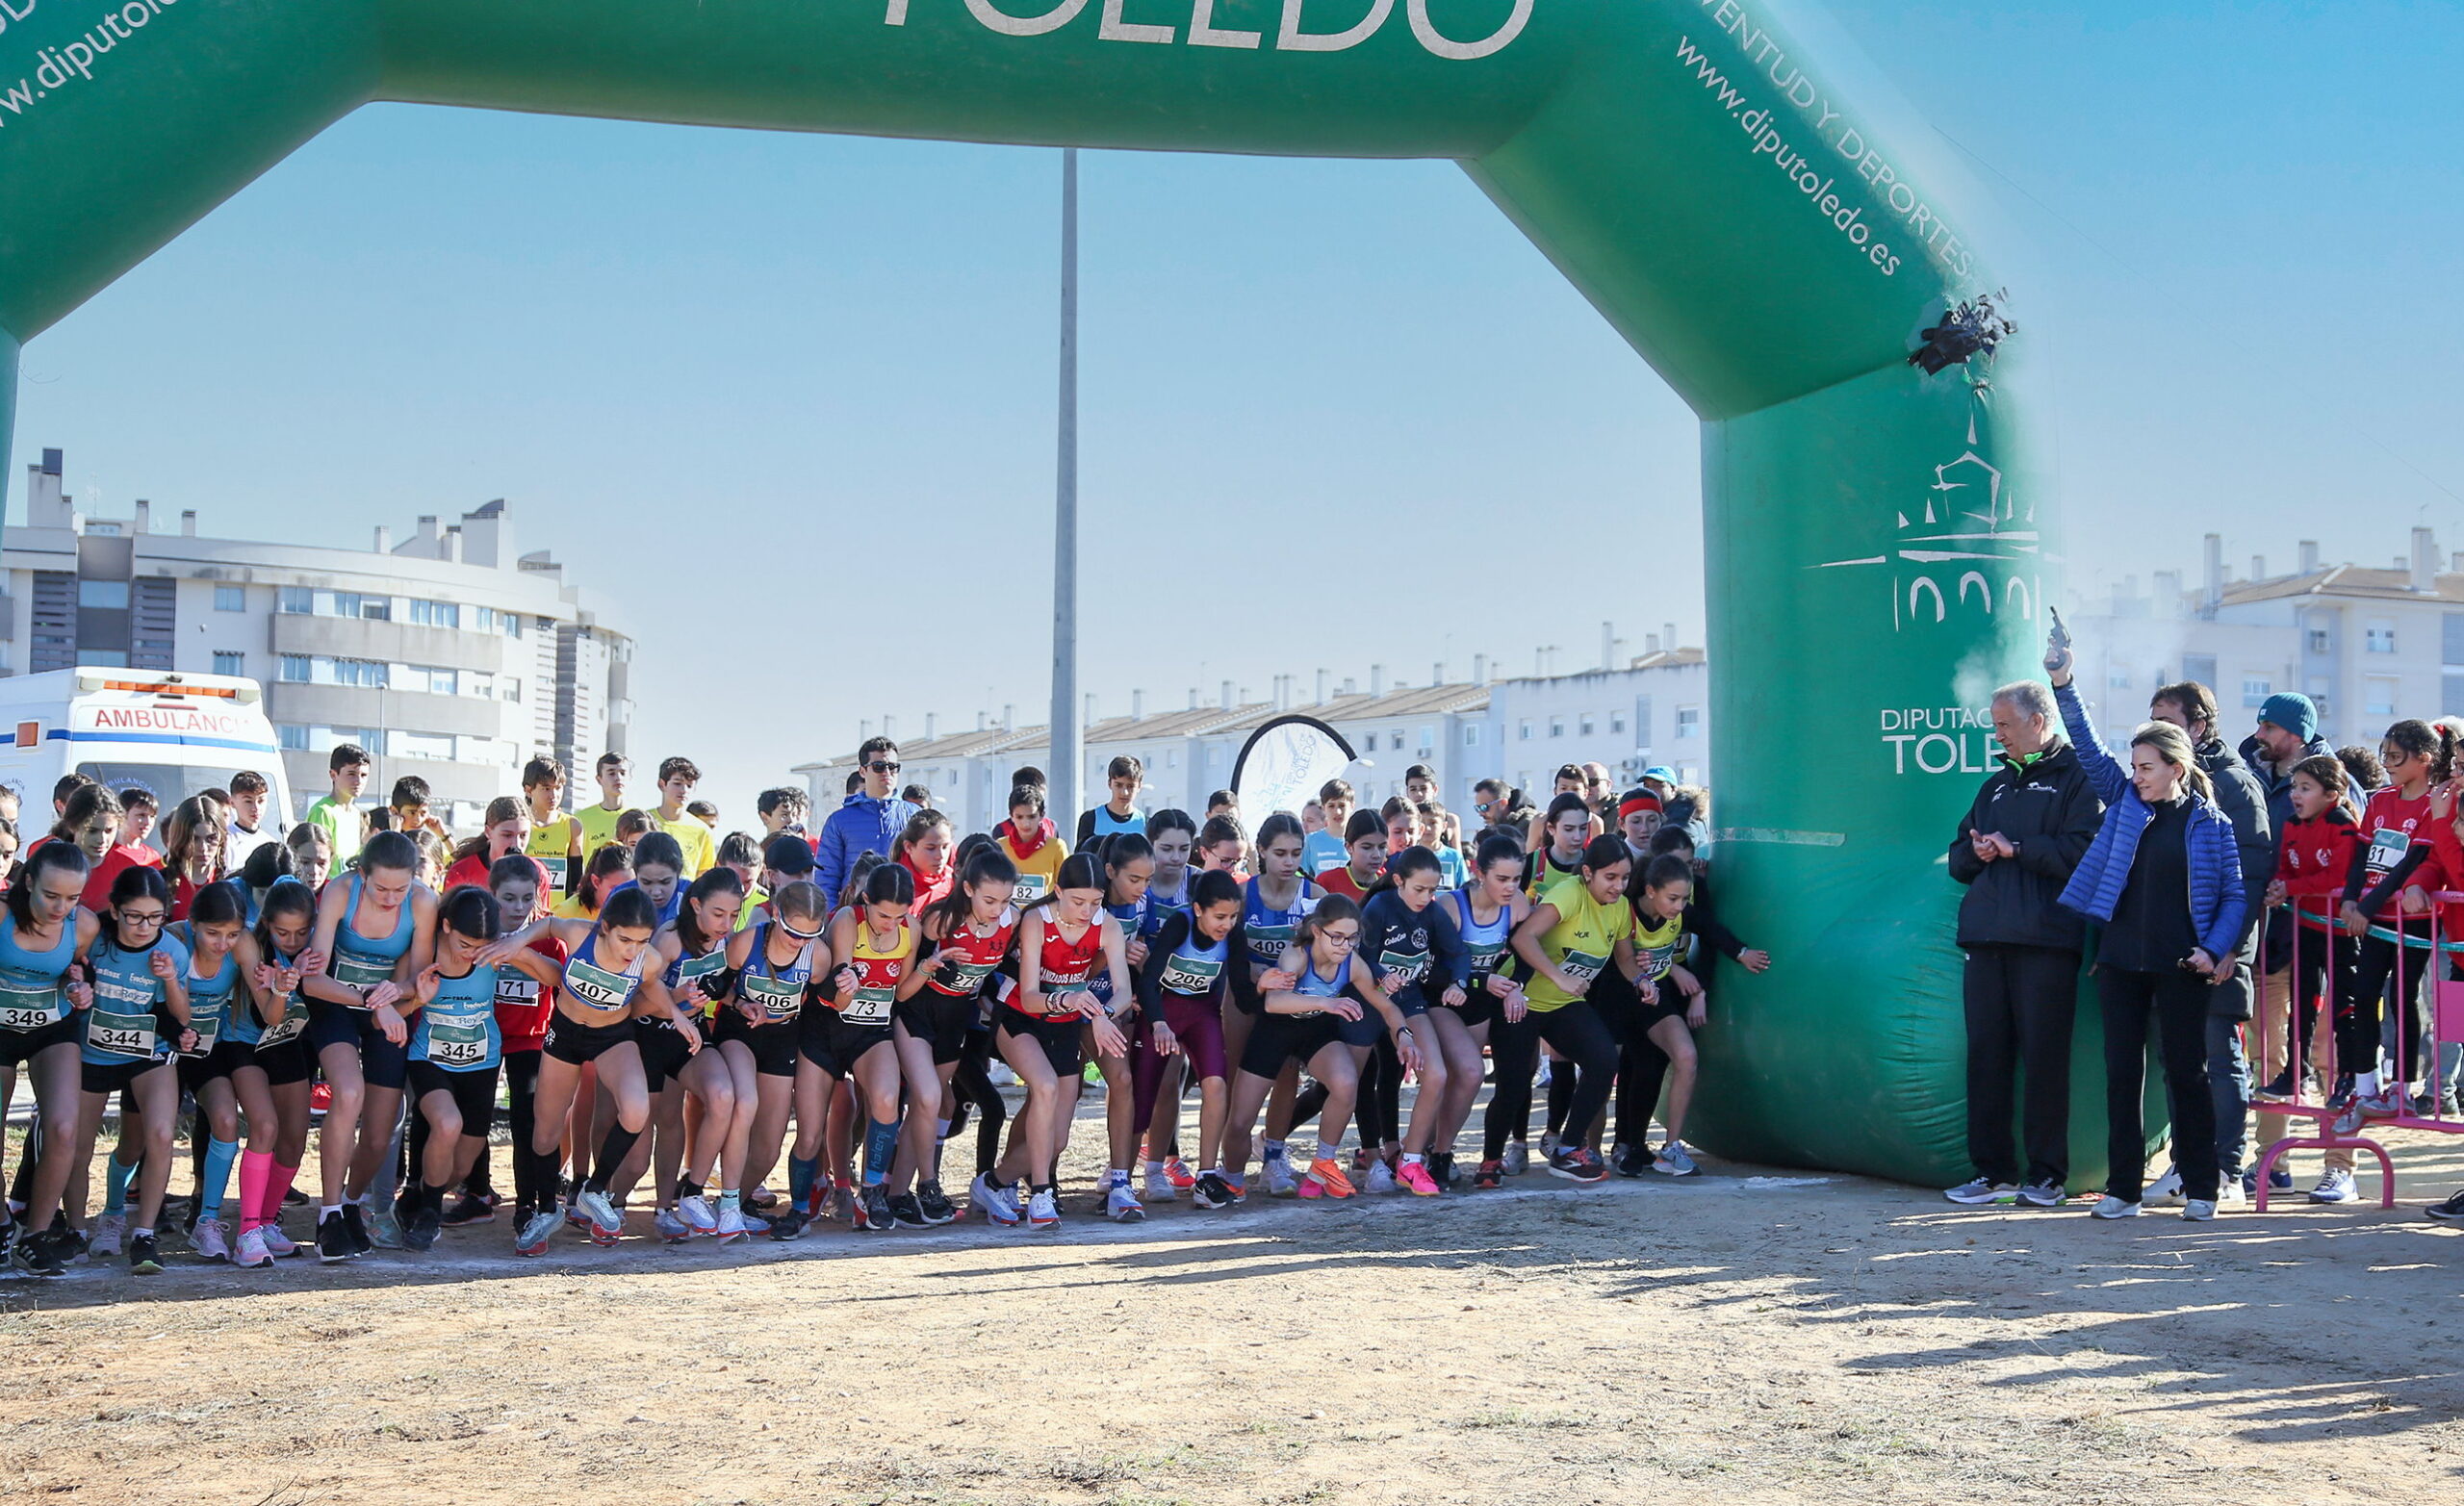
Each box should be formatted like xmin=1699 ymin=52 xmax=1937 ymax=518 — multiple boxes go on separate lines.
xmin=1947 ymin=681 xmax=2106 ymax=1200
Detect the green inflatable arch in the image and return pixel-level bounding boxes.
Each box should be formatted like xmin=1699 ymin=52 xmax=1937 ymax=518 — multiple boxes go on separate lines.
xmin=0 ymin=0 xmax=2096 ymax=1186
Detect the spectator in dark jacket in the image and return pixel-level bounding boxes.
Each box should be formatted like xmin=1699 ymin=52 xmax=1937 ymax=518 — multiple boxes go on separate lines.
xmin=814 ymin=737 xmax=918 ymax=906
xmin=2146 ymin=679 xmax=2274 ymax=1201
xmin=1943 ymin=676 xmax=2105 ymax=1209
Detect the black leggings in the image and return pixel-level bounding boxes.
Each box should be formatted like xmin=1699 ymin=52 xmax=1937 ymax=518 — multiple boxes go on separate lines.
xmin=1358 ymin=1033 xmax=1401 ymax=1150
xmin=1484 ymin=1002 xmax=1617 ymax=1161
xmin=2098 ymin=965 xmax=2218 ymax=1202
xmin=944 ymin=1027 xmax=1006 ymax=1179
xmin=2339 ymin=931 xmax=2430 ymax=1083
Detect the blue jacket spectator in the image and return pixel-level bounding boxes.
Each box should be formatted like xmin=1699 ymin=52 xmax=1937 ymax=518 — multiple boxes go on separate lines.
xmin=2053 ymin=679 xmax=2246 ymax=960
xmin=815 ymin=737 xmax=918 ymax=905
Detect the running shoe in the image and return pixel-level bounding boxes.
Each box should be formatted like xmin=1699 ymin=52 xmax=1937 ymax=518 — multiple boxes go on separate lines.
xmin=1397 ymin=1161 xmax=1441 ymax=1197
xmin=915 ymin=1180 xmax=958 ymax=1226
xmin=2308 ymin=1168 xmax=2357 ymax=1204
xmin=2252 ymin=1066 xmax=2301 ymax=1104
xmin=440 ymin=1194 xmax=496 ymax=1228
xmin=191 ymin=1214 xmax=233 ymax=1264
xmin=1351 ymin=1146 xmax=1375 ymax=1174
xmin=1944 ymin=1177 xmax=2017 ymax=1206
xmin=2144 ymin=1167 xmax=2186 ymax=1207
xmin=341 ymin=1203 xmax=373 ymax=1257
xmin=715 ymin=1206 xmax=755 ymax=1244
xmin=972 ymin=1173 xmax=1021 ymax=1227
xmin=565 ymin=1201 xmax=592 ymax=1231
xmin=128 ymin=1233 xmax=163 ymax=1275
xmin=1500 ymin=1141 xmax=1529 ymax=1178
xmin=318 ymin=1211 xmax=353 ymax=1264
xmin=886 ymin=1191 xmax=928 ymax=1230
xmin=677 ymin=1193 xmax=718 ymax=1238
xmin=1082 ymin=1060 xmax=1103 ymax=1086
xmin=90 ymin=1212 xmax=126 ymax=1259
xmin=1364 ymin=1160 xmax=1399 ymax=1196
xmin=404 ymin=1204 xmax=443 ymax=1252
xmin=1431 ymin=1153 xmax=1457 ymax=1187
xmin=1218 ymin=1171 xmax=1246 ymax=1204
xmin=576 ymin=1187 xmax=623 ymax=1244
xmin=2326 ymin=1073 xmax=2356 ymax=1110
xmin=366 ymin=1198 xmax=404 ymax=1250
xmin=1163 ymin=1156 xmax=1197 ymax=1193
xmin=2016 ymin=1182 xmax=2066 ymax=1210
xmin=654 ymin=1209 xmax=692 ymax=1245
xmin=828 ymin=1182 xmax=856 ymax=1225
xmin=1540 ymin=1131 xmax=1561 ymax=1160
xmin=1263 ymin=1157 xmax=1299 ymax=1199
xmin=767 ymin=1208 xmax=809 ymax=1241
xmin=515 ymin=1209 xmax=561 ymax=1257
xmin=1105 ymin=1182 xmax=1145 ymax=1223
xmin=2218 ymin=1180 xmax=2250 ymax=1209
xmin=232 ymin=1225 xmax=274 ymax=1270
xmin=1652 ymin=1141 xmax=1700 ymax=1178
xmin=13 ymin=1228 xmax=66 ymax=1278
xmin=2183 ymin=1198 xmax=2219 ymax=1222
xmin=2332 ymin=1089 xmax=2402 ymax=1136
xmin=1610 ymin=1143 xmax=1648 ymax=1180
xmin=855 ymin=1184 xmax=895 ymax=1233
xmin=1303 ymin=1158 xmax=1355 ymax=1199
xmin=1473 ymin=1160 xmax=1503 ymax=1191
xmin=260 ymin=1222 xmax=300 ymax=1259
xmin=1027 ymin=1187 xmax=1062 ymax=1229
xmin=1142 ymin=1165 xmax=1177 ymax=1203
xmin=1193 ymin=1172 xmax=1238 ymax=1210
xmin=2089 ymin=1195 xmax=2141 ymax=1220
xmin=1548 ymin=1146 xmax=1608 ymax=1183
xmin=2424 ymin=1188 xmax=2464 ymax=1223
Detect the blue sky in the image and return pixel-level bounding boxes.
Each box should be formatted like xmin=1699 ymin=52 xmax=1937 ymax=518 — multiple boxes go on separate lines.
xmin=9 ymin=2 xmax=2461 ymax=820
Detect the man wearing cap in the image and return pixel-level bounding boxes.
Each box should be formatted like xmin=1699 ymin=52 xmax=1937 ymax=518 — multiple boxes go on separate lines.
xmin=2239 ymin=690 xmax=2335 ymax=1188
xmin=1944 ymin=676 xmax=2106 ymax=1209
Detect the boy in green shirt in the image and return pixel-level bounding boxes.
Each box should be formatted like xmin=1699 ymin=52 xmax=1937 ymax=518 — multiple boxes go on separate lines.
xmin=302 ymin=742 xmax=372 ymax=868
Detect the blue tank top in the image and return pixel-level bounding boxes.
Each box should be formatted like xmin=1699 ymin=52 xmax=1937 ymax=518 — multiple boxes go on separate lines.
xmin=411 ymin=963 xmax=502 ymax=1071
xmin=1448 ymin=887 xmax=1513 ymax=984
xmin=256 ymin=944 xmax=310 ymax=1050
xmin=1286 ymin=953 xmax=1351 ymax=1015
xmin=169 ymin=923 xmax=244 ymax=1054
xmin=82 ymin=932 xmax=191 ymax=1065
xmin=558 ymin=930 xmax=646 ymax=1017
xmin=0 ymin=910 xmax=78 ymax=1033
xmin=735 ymin=921 xmax=817 ymax=1022
xmin=1143 ymin=872 xmax=1194 ymax=939
xmin=1087 ymin=895 xmax=1148 ymax=1008
xmin=663 ymin=929 xmax=732 ymax=1021
xmin=1242 ymin=875 xmax=1318 ymax=971
xmin=331 ymin=873 xmax=417 ymax=992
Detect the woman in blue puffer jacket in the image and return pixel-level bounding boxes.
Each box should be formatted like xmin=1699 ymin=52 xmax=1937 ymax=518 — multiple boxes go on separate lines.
xmin=2045 ymin=632 xmax=2246 ymax=1223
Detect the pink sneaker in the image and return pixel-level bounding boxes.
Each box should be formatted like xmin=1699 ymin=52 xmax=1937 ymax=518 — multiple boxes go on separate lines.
xmin=1397 ymin=1161 xmax=1441 ymax=1197
xmin=1296 ymin=1176 xmax=1323 ymax=1200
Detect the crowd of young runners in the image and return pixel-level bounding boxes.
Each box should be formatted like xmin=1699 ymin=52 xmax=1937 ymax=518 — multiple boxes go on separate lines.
xmin=0 ymin=739 xmax=1760 ymax=1275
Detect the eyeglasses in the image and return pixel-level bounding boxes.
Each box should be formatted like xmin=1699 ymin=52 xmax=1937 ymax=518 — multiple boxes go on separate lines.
xmin=867 ymin=761 xmax=902 ymax=774
xmin=1320 ymin=930 xmax=1360 ymax=947
xmin=119 ymin=910 xmax=167 ymax=928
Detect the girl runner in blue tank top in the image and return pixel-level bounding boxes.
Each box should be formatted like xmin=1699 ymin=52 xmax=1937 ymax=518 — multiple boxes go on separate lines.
xmin=1131 ymin=809 xmax=1200 ymax=1197
xmin=1356 ymin=847 xmax=1468 ymax=1197
xmin=1226 ymin=814 xmax=1316 ymax=1198
xmin=232 ymin=880 xmax=319 ymax=1266
xmin=71 ymin=865 xmax=191 ymax=1275
xmin=398 ymin=884 xmax=509 ymax=1253
xmin=1086 ymin=835 xmax=1155 ymax=1223
xmin=633 ymin=867 xmax=748 ymax=1245
xmin=299 ymin=830 xmax=438 ymax=1261
xmin=168 ymin=884 xmax=252 ymax=1264
xmin=718 ymin=881 xmax=833 ymax=1240
xmin=0 ymin=841 xmax=99 ymax=1276
xmin=1444 ymin=834 xmax=1532 ymax=1189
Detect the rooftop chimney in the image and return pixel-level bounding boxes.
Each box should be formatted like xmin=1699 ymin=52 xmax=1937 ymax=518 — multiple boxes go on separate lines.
xmin=1219 ymin=678 xmax=1234 ymax=710
xmin=1645 ymin=632 xmax=1661 ymax=655
xmin=2202 ymin=533 xmax=2223 ymax=615
xmin=860 ymin=719 xmax=873 ymax=741
xmin=977 ymin=710 xmax=988 ymax=732
xmin=2251 ymin=555 xmax=2267 ymax=582
xmin=2298 ymin=539 xmax=2321 ymax=574
xmin=1661 ymin=622 xmax=1676 ymax=653
xmin=1085 ymin=692 xmax=1098 ymax=727
xmin=1316 ymin=668 xmax=1329 ymax=704
xmin=413 ymin=515 xmax=440 ymax=551
xmin=1131 ymin=688 xmax=1144 ymax=718
xmin=442 ymin=525 xmax=463 ymax=564
xmin=1189 ymin=688 xmax=1199 ymax=711
xmin=1472 ymin=652 xmax=1488 ymax=685
xmin=883 ymin=714 xmax=895 ymax=740
xmin=1342 ymin=676 xmax=1356 ymax=696
xmin=133 ymin=499 xmax=151 ymax=534
xmin=180 ymin=510 xmax=196 ymax=538
xmin=1370 ymin=664 xmax=1386 ymax=697
xmin=1433 ymin=660 xmax=1446 ymax=686
xmin=2155 ymin=570 xmax=2182 ymax=607
xmin=1600 ymin=621 xmax=1616 ymax=672
xmin=924 ymin=712 xmax=937 ymax=740
xmin=2412 ymin=526 xmax=2438 ymax=593
xmin=1002 ymin=702 xmax=1014 ymax=730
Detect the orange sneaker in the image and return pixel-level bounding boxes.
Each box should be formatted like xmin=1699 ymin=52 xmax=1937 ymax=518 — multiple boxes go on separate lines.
xmin=1306 ymin=1158 xmax=1356 ymax=1199
xmin=1163 ymin=1155 xmax=1197 ymax=1192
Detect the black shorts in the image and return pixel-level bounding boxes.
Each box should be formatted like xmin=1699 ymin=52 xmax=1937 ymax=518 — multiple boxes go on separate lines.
xmin=1239 ymin=1011 xmax=1345 ymax=1080
xmin=255 ymin=1034 xmax=315 ymax=1086
xmin=408 ymin=1059 xmax=500 ymax=1134
xmin=0 ymin=1014 xmax=81 ymax=1067
xmin=308 ymin=1003 xmax=408 ymax=1090
xmin=542 ymin=1012 xmax=637 ymax=1067
xmin=899 ymin=989 xmax=980 ymax=1066
xmin=997 ymin=1008 xmax=1085 ymax=1079
xmin=801 ymin=1010 xmax=893 ymax=1078
xmin=636 ymin=1015 xmax=706 ymax=1092
xmin=1448 ymin=984 xmax=1502 ymax=1031
xmin=81 ymin=1056 xmax=168 ymax=1094
xmin=177 ymin=1038 xmax=256 ymax=1091
xmin=715 ymin=1008 xmax=800 ymax=1079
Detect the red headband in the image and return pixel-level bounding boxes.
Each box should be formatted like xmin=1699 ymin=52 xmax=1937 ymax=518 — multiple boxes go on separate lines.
xmin=1619 ymin=794 xmax=1663 ymax=820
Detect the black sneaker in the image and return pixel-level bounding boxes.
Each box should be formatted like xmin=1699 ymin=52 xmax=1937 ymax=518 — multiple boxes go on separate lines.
xmin=128 ymin=1233 xmax=163 ymax=1275
xmin=283 ymin=1187 xmax=310 ymax=1206
xmin=1193 ymin=1172 xmax=1237 ymax=1210
xmin=440 ymin=1194 xmax=495 ymax=1228
xmin=2327 ymin=1073 xmax=2356 ymax=1110
xmin=766 ymin=1208 xmax=808 ymax=1242
xmin=404 ymin=1205 xmax=442 ymax=1252
xmin=13 ymin=1227 xmax=65 ymax=1278
xmin=886 ymin=1192 xmax=928 ymax=1230
xmin=1429 ymin=1153 xmax=1455 ymax=1188
xmin=1610 ymin=1143 xmax=1651 ymax=1179
xmin=339 ymin=1204 xmax=372 ymax=1258
xmin=2426 ymin=1188 xmax=2464 ymax=1223
xmin=1547 ymin=1146 xmax=1609 ymax=1184
xmin=318 ymin=1211 xmax=352 ymax=1263
xmin=857 ymin=1184 xmax=895 ymax=1232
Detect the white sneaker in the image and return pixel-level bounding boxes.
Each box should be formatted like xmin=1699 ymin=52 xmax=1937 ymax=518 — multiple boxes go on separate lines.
xmin=259 ymin=1221 xmax=300 ymax=1258
xmin=1500 ymin=1141 xmax=1529 ymax=1178
xmin=2216 ymin=1181 xmax=2250 ymax=1209
xmin=1653 ymin=1141 xmax=1700 ymax=1178
xmin=232 ymin=1225 xmax=274 ymax=1270
xmin=678 ymin=1194 xmax=717 ymax=1237
xmin=191 ymin=1215 xmax=232 ymax=1263
xmin=90 ymin=1212 xmax=125 ymax=1258
xmin=2090 ymin=1195 xmax=2141 ymax=1219
xmin=654 ymin=1209 xmax=691 ymax=1244
xmin=2183 ymin=1199 xmax=2219 ymax=1221
xmin=1264 ymin=1158 xmax=1298 ymax=1198
xmin=1142 ymin=1166 xmax=1176 ymax=1203
xmin=1540 ymin=1131 xmax=1561 ymax=1159
xmin=1105 ymin=1182 xmax=1145 ymax=1223
xmin=715 ymin=1207 xmax=753 ymax=1245
xmin=2308 ymin=1168 xmax=2357 ymax=1204
xmin=972 ymin=1173 xmax=1021 ymax=1227
xmin=515 ymin=1208 xmax=561 ymax=1257
xmin=576 ymin=1187 xmax=622 ymax=1241
xmin=1943 ymin=1177 xmax=2017 ymax=1205
xmin=2143 ymin=1167 xmax=2186 ymax=1207
xmin=1027 ymin=1187 xmax=1061 ymax=1230
xmin=1364 ymin=1160 xmax=1399 ymax=1196
xmin=987 ymin=1061 xmax=1019 ymax=1087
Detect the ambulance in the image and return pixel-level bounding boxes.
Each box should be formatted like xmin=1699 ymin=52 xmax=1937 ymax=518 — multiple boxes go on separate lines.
xmin=0 ymin=667 xmax=292 ymax=821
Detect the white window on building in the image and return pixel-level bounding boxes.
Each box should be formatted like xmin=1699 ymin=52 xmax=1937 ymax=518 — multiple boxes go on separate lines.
xmin=2366 ymin=622 xmax=2397 ymax=654
xmin=277 ymin=654 xmax=311 ymax=683
xmin=1464 ymin=724 xmax=1480 ymax=747
xmin=394 ymin=729 xmax=456 ymax=761
xmin=277 ymin=724 xmax=310 ymax=751
xmin=2366 ymin=676 xmax=2400 ymax=717
xmin=1677 ymin=707 xmax=1702 ymax=739
xmin=323 ymin=591 xmax=389 ymax=621
xmin=1549 ymin=717 xmax=1565 ymax=739
xmin=409 ymin=599 xmax=461 ymax=630
xmin=1166 ymin=748 xmax=1178 ymax=768
xmin=2242 ymin=676 xmax=2272 ymax=708
xmin=1390 ymin=728 xmax=1405 ymax=750
xmin=2307 ymin=627 xmax=2331 ymax=655
xmin=77 ymin=579 xmax=129 ymax=609
xmin=1418 ymin=726 xmax=1433 ymax=752
xmin=1360 ymin=732 xmax=1377 ymax=753
xmin=1517 ymin=720 xmax=1532 ymax=741
xmin=1609 ymin=711 xmax=1626 ymax=735
xmin=213 ymin=651 xmax=244 ymax=676
xmin=213 ymin=585 xmax=245 ymax=613
xmin=1578 ymin=713 xmax=1595 ymax=737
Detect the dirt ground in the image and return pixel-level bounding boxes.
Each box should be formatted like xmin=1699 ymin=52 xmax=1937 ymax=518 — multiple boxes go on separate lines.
xmin=3 ymin=1093 xmax=2461 ymax=1506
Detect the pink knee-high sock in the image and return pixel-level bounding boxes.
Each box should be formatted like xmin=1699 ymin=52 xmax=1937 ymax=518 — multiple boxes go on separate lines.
xmin=262 ymin=1159 xmax=300 ymax=1229
xmin=238 ymin=1150 xmax=273 ymax=1235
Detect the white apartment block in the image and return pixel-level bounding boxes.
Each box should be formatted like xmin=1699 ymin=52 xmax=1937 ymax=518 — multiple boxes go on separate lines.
xmin=2066 ymin=527 xmax=2464 ymax=749
xmin=3 ymin=447 xmax=632 ymax=827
